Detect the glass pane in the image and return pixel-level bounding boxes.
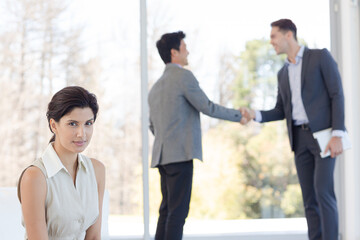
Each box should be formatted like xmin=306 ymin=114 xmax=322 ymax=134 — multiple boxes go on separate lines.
xmin=71 ymin=1 xmax=143 ymax=236
xmin=148 ymin=0 xmax=330 ymax=235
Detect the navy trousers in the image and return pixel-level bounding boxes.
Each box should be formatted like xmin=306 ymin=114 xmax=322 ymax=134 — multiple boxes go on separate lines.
xmin=155 ymin=160 xmax=193 ymax=240
xmin=293 ymin=126 xmax=338 ymax=240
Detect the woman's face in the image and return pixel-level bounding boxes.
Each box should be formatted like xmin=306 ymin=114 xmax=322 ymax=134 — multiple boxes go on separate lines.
xmin=50 ymin=107 xmax=95 ymax=155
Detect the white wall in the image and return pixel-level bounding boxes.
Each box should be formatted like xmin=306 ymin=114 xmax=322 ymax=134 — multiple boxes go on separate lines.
xmin=330 ymin=0 xmax=360 ymax=239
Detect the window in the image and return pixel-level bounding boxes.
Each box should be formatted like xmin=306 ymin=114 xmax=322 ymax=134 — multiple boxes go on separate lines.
xmin=0 ymin=0 xmax=331 ymax=239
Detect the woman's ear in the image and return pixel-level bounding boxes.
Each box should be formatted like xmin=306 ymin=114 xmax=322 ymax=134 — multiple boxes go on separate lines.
xmin=49 ymin=119 xmax=57 ymax=134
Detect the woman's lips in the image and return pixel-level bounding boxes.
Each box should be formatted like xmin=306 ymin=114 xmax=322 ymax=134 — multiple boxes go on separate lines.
xmin=73 ymin=141 xmax=86 ymax=146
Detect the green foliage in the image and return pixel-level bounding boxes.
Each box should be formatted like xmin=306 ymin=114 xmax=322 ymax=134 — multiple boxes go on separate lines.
xmin=232 ymin=39 xmax=285 ymax=109
xmin=189 ymin=123 xmax=247 ymax=219
xmin=281 ymin=184 xmax=305 ymax=217
xmin=185 ymin=119 xmax=300 ymax=219
xmin=188 ymin=121 xmax=302 ymax=220
xmin=240 ymin=122 xmax=298 ymax=218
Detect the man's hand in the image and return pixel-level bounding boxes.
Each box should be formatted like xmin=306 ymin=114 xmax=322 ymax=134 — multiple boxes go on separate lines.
xmin=324 ymin=136 xmax=343 ymax=158
xmin=239 ymin=107 xmax=255 ymax=125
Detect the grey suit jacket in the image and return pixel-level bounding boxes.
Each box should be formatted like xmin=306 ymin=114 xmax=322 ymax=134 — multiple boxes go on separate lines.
xmin=260 ymin=47 xmax=345 ymax=150
xmin=148 ymin=63 xmax=242 ymax=167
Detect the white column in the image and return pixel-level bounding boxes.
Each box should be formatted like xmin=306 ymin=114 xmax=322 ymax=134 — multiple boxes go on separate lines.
xmin=140 ymin=0 xmax=150 ymax=239
xmin=330 ymin=0 xmax=360 ymax=239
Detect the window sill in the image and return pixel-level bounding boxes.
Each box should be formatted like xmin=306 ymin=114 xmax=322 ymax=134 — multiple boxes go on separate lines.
xmin=109 ymin=217 xmax=307 ymax=240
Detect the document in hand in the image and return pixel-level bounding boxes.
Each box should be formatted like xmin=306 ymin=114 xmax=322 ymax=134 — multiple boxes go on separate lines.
xmin=313 ymin=128 xmax=352 ymax=158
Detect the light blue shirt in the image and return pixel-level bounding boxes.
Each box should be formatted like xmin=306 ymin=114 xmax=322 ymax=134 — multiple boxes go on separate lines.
xmin=287 ymin=45 xmax=308 ymax=125
xmin=255 ymin=46 xmax=343 ymax=137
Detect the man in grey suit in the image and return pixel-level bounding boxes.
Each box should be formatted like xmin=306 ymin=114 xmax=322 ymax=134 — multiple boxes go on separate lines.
xmin=243 ymin=19 xmax=345 ymax=240
xmin=148 ymin=31 xmax=246 ymax=240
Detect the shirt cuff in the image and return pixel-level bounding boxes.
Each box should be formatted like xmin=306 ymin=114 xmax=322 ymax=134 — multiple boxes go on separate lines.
xmin=255 ymin=110 xmax=262 ymax=122
xmin=332 ymin=130 xmax=345 ymax=138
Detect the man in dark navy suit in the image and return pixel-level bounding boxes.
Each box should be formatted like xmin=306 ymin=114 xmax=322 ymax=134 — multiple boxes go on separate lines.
xmin=243 ymin=19 xmax=345 ymax=240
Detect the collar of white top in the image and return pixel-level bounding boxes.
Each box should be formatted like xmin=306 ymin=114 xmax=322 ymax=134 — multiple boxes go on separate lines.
xmin=41 ymin=143 xmax=87 ymax=178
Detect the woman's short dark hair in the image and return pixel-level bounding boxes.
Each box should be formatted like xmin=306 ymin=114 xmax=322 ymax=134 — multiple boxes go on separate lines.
xmin=47 ymin=86 xmax=99 ymax=142
xmin=271 ymin=19 xmax=297 ymax=41
xmin=156 ymin=31 xmax=186 ymax=64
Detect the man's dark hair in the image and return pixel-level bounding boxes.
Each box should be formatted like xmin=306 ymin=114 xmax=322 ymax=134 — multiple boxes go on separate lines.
xmin=156 ymin=31 xmax=186 ymax=64
xmin=271 ymin=19 xmax=297 ymax=41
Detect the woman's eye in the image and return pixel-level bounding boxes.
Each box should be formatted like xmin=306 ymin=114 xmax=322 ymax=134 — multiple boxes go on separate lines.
xmin=86 ymin=121 xmax=93 ymax=126
xmin=69 ymin=122 xmax=77 ymax=126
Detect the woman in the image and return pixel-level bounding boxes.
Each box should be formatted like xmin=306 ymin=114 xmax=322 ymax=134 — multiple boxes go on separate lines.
xmin=18 ymin=86 xmax=105 ymax=240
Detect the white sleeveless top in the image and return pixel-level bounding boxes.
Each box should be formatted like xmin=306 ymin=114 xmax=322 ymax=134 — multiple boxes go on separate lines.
xmin=22 ymin=143 xmax=99 ymax=240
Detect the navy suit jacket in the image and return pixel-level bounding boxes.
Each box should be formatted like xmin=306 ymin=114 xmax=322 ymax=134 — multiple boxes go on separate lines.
xmin=260 ymin=47 xmax=345 ymax=150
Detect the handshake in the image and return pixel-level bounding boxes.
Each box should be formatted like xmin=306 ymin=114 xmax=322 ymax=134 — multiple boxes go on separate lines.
xmin=239 ymin=107 xmax=256 ymax=125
